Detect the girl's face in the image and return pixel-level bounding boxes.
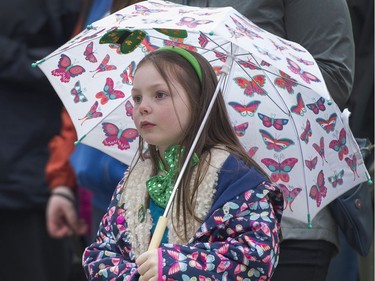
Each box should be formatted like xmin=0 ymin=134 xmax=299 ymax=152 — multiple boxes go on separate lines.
xmin=131 ymin=62 xmax=192 ymax=156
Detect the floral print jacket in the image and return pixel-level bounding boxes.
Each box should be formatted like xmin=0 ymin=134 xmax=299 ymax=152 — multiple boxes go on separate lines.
xmin=83 ymin=151 xmax=283 ymax=281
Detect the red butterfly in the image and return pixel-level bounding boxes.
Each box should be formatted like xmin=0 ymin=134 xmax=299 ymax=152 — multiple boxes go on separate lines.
xmin=234 ymin=76 xmax=267 ymax=96
xmin=258 ymin=113 xmax=289 ymax=130
xmin=214 ymin=51 xmax=227 ymax=63
xmin=141 ymin=35 xmax=159 ymax=53
xmin=70 ymin=81 xmax=87 ymax=103
xmin=108 ymin=43 xmax=122 ymax=54
xmin=305 ymin=156 xmax=318 ymax=171
xmin=163 ymin=38 xmax=196 ymax=51
xmin=95 ymin=78 xmax=125 ymax=105
xmin=198 ymin=32 xmax=209 ymax=48
xmin=102 ymin=122 xmax=138 ymax=150
xmin=125 ymin=100 xmax=133 ymax=119
xmin=290 ymin=93 xmax=306 ymax=116
xmin=328 ymin=170 xmax=344 ymax=187
xmin=345 ymin=154 xmax=359 ymax=179
xmin=51 ymin=54 xmax=85 ymax=83
xmin=278 ymin=183 xmax=302 ymax=212
xmin=286 ymin=58 xmax=320 ymax=84
xmin=329 ymin=128 xmax=348 ymax=160
xmin=261 ymin=157 xmax=298 ymax=182
xmin=120 ymin=61 xmax=136 ymax=85
xmin=176 ymin=16 xmax=213 ymax=28
xmin=91 ymin=54 xmax=117 ymax=77
xmin=275 ymin=70 xmax=297 ymax=94
xmin=309 ymin=170 xmax=327 ymax=207
xmin=247 ymin=146 xmax=259 ymax=158
xmin=84 ymin=42 xmax=97 ymax=63
xmin=238 ymin=59 xmax=260 ymax=70
xmin=316 ymin=113 xmax=337 ymax=133
xmin=313 ymin=136 xmax=328 ymax=163
xmin=259 ymin=129 xmax=294 ymax=152
xmin=307 ymin=97 xmax=326 ymax=114
xmin=228 ymin=100 xmax=261 ymax=116
xmin=78 ymin=101 xmax=103 ymax=125
xmin=300 ymin=120 xmax=312 ymax=144
xmin=233 ymin=122 xmax=249 ymax=137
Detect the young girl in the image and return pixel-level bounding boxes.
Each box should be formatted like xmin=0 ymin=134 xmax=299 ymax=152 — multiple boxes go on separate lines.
xmin=83 ymin=47 xmax=283 ymax=280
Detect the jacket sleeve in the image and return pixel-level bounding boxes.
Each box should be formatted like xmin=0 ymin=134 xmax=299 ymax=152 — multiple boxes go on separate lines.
xmin=159 ymin=180 xmax=283 ymax=280
xmin=45 ymin=108 xmax=78 ymax=190
xmin=82 ymin=177 xmax=139 ymax=281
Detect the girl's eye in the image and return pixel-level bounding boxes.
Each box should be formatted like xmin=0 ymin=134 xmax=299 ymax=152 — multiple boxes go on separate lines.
xmin=132 ymin=95 xmax=142 ymax=104
xmin=155 ymin=92 xmax=167 ymax=99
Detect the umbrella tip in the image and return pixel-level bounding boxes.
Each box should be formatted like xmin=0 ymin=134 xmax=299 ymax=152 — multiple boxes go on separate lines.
xmin=327 ymin=100 xmax=333 ymax=105
xmin=86 ymin=24 xmax=93 ymax=30
xmin=307 ymin=214 xmax=312 ymax=229
xmin=368 ymin=179 xmax=373 ymax=185
xmin=31 ymin=59 xmax=45 ymax=67
xmin=74 ymin=134 xmax=87 ymax=146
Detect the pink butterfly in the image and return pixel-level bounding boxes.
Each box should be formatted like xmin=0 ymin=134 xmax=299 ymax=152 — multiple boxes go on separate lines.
xmin=258 ymin=113 xmax=289 ymax=130
xmin=259 ymin=129 xmax=294 ymax=152
xmin=316 ymin=113 xmax=337 ymax=133
xmin=309 ymin=170 xmax=327 ymax=207
xmin=166 ymin=250 xmax=188 ymax=275
xmin=234 ymin=76 xmax=267 ymax=96
xmin=233 ymin=122 xmax=249 ymax=137
xmin=345 ymin=154 xmax=359 ymax=179
xmin=291 ymin=92 xmax=307 ymax=116
xmin=91 ymin=54 xmax=117 ymax=77
xmin=261 ymin=157 xmax=298 ymax=182
xmin=305 ymin=156 xmax=318 ymax=171
xmin=78 ymin=28 xmax=105 ymax=43
xmin=102 ymin=122 xmax=138 ymax=150
xmin=313 ymin=136 xmax=328 ymax=163
xmin=120 ymin=61 xmax=136 ymax=85
xmin=78 ymin=101 xmax=103 ymax=125
xmin=176 ymin=16 xmax=213 ymax=28
xmin=307 ymin=97 xmax=326 ymax=114
xmin=278 ymin=183 xmax=302 ymax=212
xmin=238 ymin=59 xmax=260 ymax=70
xmin=329 ymin=128 xmax=348 ymax=160
xmin=286 ymin=58 xmax=320 ymax=84
xmin=125 ymin=100 xmax=133 ymax=119
xmin=270 ymin=39 xmax=287 ymax=52
xmin=254 ymin=44 xmax=280 ymax=61
xmin=84 ymin=42 xmax=97 ymax=63
xmin=198 ymin=32 xmax=209 ymax=48
xmin=133 ymin=4 xmax=166 ymax=15
xmin=274 ymin=71 xmax=297 ymax=94
xmin=290 ymin=54 xmax=314 ymax=65
xmin=247 ymin=146 xmax=259 ymax=158
xmin=328 ymin=170 xmax=344 ymax=187
xmin=300 ymin=120 xmax=312 ymax=144
xmin=70 ymin=81 xmax=87 ymax=103
xmin=230 ymin=16 xmax=263 ymax=40
xmin=279 ymin=38 xmax=306 ymax=52
xmin=51 ymin=54 xmax=85 ymax=83
xmin=95 ymin=77 xmax=125 ymax=105
xmin=228 ymin=100 xmax=261 ymax=116
xmin=141 ymin=35 xmax=159 ymax=53
xmin=214 ymin=50 xmax=227 ymax=62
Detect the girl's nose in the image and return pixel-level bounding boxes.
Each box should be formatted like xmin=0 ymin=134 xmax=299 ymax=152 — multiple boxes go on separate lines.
xmin=139 ymin=101 xmax=151 ymax=115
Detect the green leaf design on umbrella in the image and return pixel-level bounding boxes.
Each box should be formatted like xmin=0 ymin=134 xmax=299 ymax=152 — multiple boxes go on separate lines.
xmin=154 ymin=28 xmax=187 ymax=38
xmin=100 ymin=29 xmax=146 ymax=54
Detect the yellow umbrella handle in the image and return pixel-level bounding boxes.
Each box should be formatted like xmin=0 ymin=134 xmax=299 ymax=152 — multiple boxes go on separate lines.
xmin=148 ymin=216 xmax=168 ymax=250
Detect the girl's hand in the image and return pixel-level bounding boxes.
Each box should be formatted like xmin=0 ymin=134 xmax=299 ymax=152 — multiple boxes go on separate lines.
xmin=136 ymin=249 xmax=159 ymax=281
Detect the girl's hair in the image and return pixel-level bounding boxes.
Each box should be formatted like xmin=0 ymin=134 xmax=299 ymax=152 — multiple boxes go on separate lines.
xmin=133 ymin=48 xmax=268 ymax=240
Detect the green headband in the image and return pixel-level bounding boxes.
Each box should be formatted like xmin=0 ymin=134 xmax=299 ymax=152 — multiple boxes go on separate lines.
xmin=156 ymin=46 xmax=203 ymax=82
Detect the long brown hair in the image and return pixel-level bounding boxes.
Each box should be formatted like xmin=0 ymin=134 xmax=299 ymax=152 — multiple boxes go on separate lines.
xmin=133 ymin=49 xmax=268 ymax=240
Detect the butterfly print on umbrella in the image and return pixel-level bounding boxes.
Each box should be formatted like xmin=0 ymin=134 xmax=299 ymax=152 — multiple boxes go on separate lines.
xmin=261 ymin=156 xmax=298 ymax=182
xmin=133 ymin=4 xmax=166 ymax=15
xmin=51 ymin=54 xmax=85 ymax=83
xmin=328 ymin=169 xmax=344 ymax=187
xmin=247 ymin=146 xmax=259 ymax=158
xmin=279 ymin=38 xmax=306 ymax=52
xmin=286 ymin=58 xmax=320 ymax=84
xmin=163 ymin=38 xmax=197 ymax=51
xmin=291 ymin=92 xmax=307 ymax=116
xmin=84 ymin=42 xmax=97 ymax=63
xmin=254 ymin=44 xmax=281 ymax=61
xmin=95 ymin=77 xmax=125 ymax=105
xmin=313 ymin=136 xmax=328 ymax=164
xmin=345 ymin=154 xmax=360 ymax=179
xmin=329 ymin=128 xmax=348 ymax=161
xmin=278 ymin=183 xmax=302 ymax=212
xmin=238 ymin=59 xmax=261 ymax=70
xmin=176 ymin=16 xmax=213 ymax=28
xmin=274 ymin=70 xmax=298 ymax=94
xmin=300 ymin=119 xmax=312 ymax=144
xmin=91 ymin=54 xmax=117 ymax=77
xmin=125 ymin=100 xmax=134 ymax=119
xmin=140 ymin=35 xmax=159 ymax=53
xmin=305 ymin=156 xmax=318 ymax=171
xmin=228 ymin=100 xmax=261 ymax=116
xmin=258 ymin=113 xmax=289 ymax=130
xmin=307 ymin=97 xmax=326 ymax=114
xmin=290 ymin=53 xmax=314 ymax=65
xmin=233 ymin=122 xmax=249 ymax=137
xmin=230 ymin=16 xmax=263 ymax=40
xmin=309 ymin=170 xmax=327 ymax=207
xmin=102 ymin=122 xmax=138 ymax=150
xmin=270 ymin=39 xmax=287 ymax=52
xmin=259 ymin=129 xmax=294 ymax=152
xmin=71 ymin=81 xmax=87 ymax=103
xmin=78 ymin=101 xmax=103 ymax=125
xmin=120 ymin=61 xmax=136 ymax=85
xmin=316 ymin=113 xmax=337 ymax=133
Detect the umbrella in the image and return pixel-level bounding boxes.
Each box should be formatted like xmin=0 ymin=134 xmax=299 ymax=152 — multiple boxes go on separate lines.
xmin=34 ymin=0 xmax=370 ymax=229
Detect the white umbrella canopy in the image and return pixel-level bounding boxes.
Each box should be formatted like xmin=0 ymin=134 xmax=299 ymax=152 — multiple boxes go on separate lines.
xmin=35 ymin=0 xmax=370 ymax=225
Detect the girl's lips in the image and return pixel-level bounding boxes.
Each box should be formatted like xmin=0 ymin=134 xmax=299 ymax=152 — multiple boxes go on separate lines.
xmin=140 ymin=121 xmax=155 ymax=129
